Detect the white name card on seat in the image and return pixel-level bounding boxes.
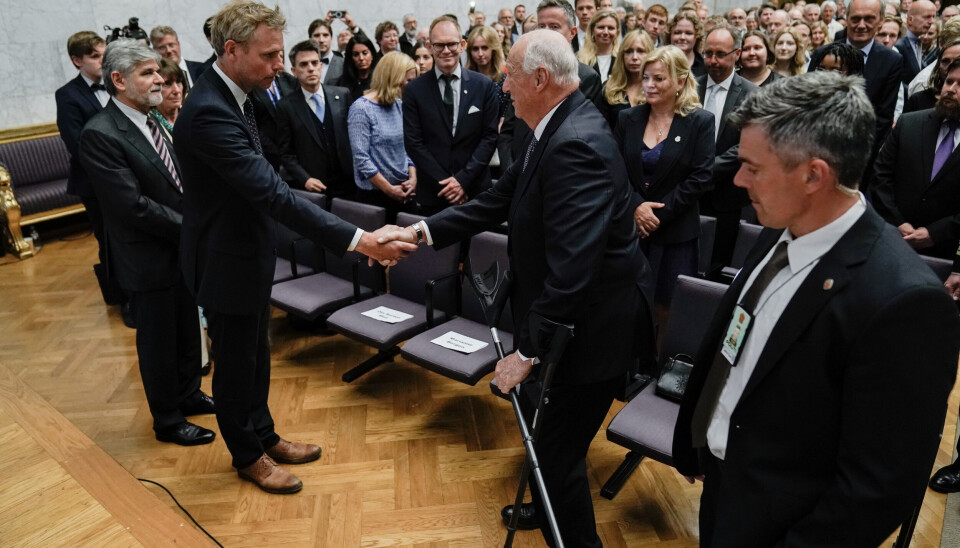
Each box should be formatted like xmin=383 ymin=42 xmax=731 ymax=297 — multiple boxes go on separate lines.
xmin=361 ymin=306 xmax=414 ymax=324
xmin=430 ymin=331 xmax=489 ymax=354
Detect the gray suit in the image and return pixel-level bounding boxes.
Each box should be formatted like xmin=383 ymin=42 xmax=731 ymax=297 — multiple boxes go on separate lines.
xmin=323 ymin=54 xmax=345 ymax=86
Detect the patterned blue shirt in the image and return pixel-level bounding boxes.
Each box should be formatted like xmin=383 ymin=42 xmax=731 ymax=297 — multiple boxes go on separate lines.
xmin=347 ymin=96 xmax=415 ymax=191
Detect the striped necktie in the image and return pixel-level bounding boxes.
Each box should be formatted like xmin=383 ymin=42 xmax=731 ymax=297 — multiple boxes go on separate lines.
xmin=146 ymin=117 xmax=182 ymax=193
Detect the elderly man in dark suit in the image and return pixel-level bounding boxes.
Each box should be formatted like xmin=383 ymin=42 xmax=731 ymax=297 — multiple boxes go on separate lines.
xmin=873 ymin=60 xmax=960 ymax=260
xmin=382 ymin=29 xmax=654 ymax=547
xmin=672 ymin=71 xmax=960 ymax=546
xmin=78 ymin=40 xmax=215 ymax=447
xmin=402 ymin=16 xmax=499 ymax=215
xmin=697 ymin=24 xmax=758 ymax=267
xmin=56 ymin=31 xmax=125 ymax=308
xmin=173 ymin=0 xmax=414 ymax=495
xmin=277 ymin=40 xmax=354 ymax=198
xmin=895 ymin=0 xmax=938 ymax=84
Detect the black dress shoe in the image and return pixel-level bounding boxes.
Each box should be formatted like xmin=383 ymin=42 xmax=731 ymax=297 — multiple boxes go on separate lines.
xmin=121 ymin=302 xmax=137 ymax=328
xmin=501 ymin=502 xmax=539 ymax=530
xmin=155 ymin=421 xmax=216 ymax=446
xmin=180 ymin=391 xmax=216 ymax=416
xmin=930 ymin=462 xmax=960 ymax=493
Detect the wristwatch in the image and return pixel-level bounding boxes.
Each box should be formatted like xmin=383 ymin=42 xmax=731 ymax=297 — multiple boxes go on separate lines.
xmin=411 ymin=223 xmax=424 ymax=244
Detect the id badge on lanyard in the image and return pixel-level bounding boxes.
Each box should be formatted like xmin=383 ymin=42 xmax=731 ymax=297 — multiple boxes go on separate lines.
xmin=720 ymin=304 xmax=753 ymax=366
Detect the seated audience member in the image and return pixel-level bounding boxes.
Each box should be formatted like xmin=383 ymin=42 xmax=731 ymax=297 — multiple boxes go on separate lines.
xmin=599 ymin=29 xmax=654 ymax=128
xmin=309 ymin=19 xmax=344 ymax=85
xmin=338 ymin=34 xmax=381 ymax=98
xmin=906 ymin=37 xmax=960 ymax=112
xmin=644 ymin=4 xmax=670 ymax=45
xmin=376 ymin=21 xmax=401 ymax=55
xmin=402 ymin=16 xmax=499 ymax=215
xmin=277 ymin=40 xmax=355 ymax=198
xmin=400 ymin=14 xmax=419 ymax=57
xmin=808 ymin=41 xmax=866 ymax=74
xmin=347 ymin=52 xmax=418 ymax=220
xmin=412 ymin=39 xmax=434 ymax=74
xmin=739 ymin=29 xmax=783 ymax=86
xmin=809 ymin=19 xmax=829 ymax=48
xmin=248 ymin=59 xmax=299 ymax=172
xmin=523 ymin=13 xmax=539 ymax=33
xmin=877 ymin=14 xmax=905 ymax=48
xmin=772 ymin=28 xmax=807 ymax=76
xmin=493 ymin=22 xmax=513 ymax=56
xmin=78 ymin=39 xmax=215 ymax=448
xmin=873 ymin=59 xmax=960 ymax=260
xmin=614 ymin=45 xmax=715 ymax=313
xmin=149 ymin=25 xmax=205 ymax=91
xmin=667 ymin=12 xmax=707 ymax=77
xmin=151 ymin=58 xmax=185 ymax=132
xmin=578 ymin=9 xmax=622 ymax=82
xmin=673 ymin=69 xmax=960 ymax=548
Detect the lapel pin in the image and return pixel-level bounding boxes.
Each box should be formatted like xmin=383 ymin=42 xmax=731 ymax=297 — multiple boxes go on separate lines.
xmin=675 ymin=136 xmax=681 ymax=142
xmin=823 ymin=279 xmax=834 ymax=290
xmin=334 ymin=95 xmax=340 ymax=100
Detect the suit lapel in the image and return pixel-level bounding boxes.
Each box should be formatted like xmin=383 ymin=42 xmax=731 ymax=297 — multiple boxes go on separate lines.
xmin=625 ymin=105 xmax=651 ymax=197
xmin=294 ymin=90 xmax=325 ymax=149
xmin=719 ymin=77 xmax=744 ymax=139
xmin=207 ymin=70 xmax=258 ymax=150
xmin=647 ymin=114 xmax=693 ymax=192
xmin=74 ymin=75 xmax=103 ymax=112
xmin=739 ymin=208 xmax=882 ymax=401
xmin=928 ymin=112 xmax=960 ymax=187
xmin=107 ymin=102 xmax=177 ymax=190
xmin=455 ymin=70 xmax=473 ymax=140
xmin=424 ymin=71 xmax=453 ymax=134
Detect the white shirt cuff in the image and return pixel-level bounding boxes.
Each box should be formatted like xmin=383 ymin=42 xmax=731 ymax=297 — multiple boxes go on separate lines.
xmin=346 ymin=228 xmax=364 ymax=251
xmin=516 ymin=350 xmax=539 ymax=365
xmin=419 ymin=221 xmax=435 ymax=246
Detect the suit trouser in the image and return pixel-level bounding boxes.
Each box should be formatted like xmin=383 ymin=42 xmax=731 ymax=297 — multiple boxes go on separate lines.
xmin=698 ymin=451 xmax=725 ymax=547
xmin=130 ymin=278 xmax=203 ymax=430
xmin=523 ymin=375 xmax=621 ymax=548
xmin=81 ymin=194 xmax=125 ymax=305
xmin=205 ymin=306 xmax=280 ymax=469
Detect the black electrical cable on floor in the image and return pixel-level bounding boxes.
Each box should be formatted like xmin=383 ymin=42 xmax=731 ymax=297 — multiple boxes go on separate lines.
xmin=137 ymin=478 xmax=224 ymax=547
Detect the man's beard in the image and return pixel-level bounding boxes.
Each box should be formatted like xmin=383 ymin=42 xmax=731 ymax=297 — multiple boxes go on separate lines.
xmin=936 ymin=93 xmax=960 ymax=120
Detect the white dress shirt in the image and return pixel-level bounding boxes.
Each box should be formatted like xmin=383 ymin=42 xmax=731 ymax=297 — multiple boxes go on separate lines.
xmin=112 ymin=98 xmax=153 ymax=144
xmin=704 ymin=71 xmax=735 ymax=139
xmin=706 ymin=194 xmax=867 ymax=459
xmin=435 ymin=64 xmax=463 ymax=134
xmin=178 ymin=58 xmax=194 ymax=88
xmin=597 ymin=54 xmax=612 ymax=83
xmin=320 ymin=51 xmax=335 ymax=82
xmin=81 ymin=73 xmax=109 ymax=107
xmin=211 ymin=62 xmax=364 ymax=250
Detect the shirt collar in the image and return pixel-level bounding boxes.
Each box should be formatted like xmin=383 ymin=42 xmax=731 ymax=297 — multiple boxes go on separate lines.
xmin=111 ymin=97 xmax=149 ymax=131
xmin=847 ymin=38 xmax=874 ymax=57
xmin=534 ymin=96 xmax=567 ymax=141
xmin=322 ymin=51 xmax=334 ymax=62
xmin=80 ymin=73 xmax=100 ymax=88
xmin=302 ymin=85 xmax=324 ymax=103
xmin=212 ymin=61 xmax=248 ymax=110
xmin=708 ymin=70 xmax=735 ymax=90
xmin=435 ymin=64 xmax=462 ymax=80
xmin=906 ymin=29 xmax=919 ymax=42
xmin=779 ymin=192 xmax=867 ymax=273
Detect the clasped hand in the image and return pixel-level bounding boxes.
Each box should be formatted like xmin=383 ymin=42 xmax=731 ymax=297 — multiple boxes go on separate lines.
xmin=355 ymin=225 xmax=418 ymax=267
xmin=635 ymin=201 xmax=665 ymax=238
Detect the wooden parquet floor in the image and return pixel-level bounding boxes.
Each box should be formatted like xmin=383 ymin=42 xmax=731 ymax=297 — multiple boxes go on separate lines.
xmin=0 ymin=227 xmax=956 ymax=547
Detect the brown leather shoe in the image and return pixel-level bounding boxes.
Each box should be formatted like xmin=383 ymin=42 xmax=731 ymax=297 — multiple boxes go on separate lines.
xmin=237 ymin=454 xmax=303 ymax=494
xmin=266 ymin=438 xmax=322 ymax=464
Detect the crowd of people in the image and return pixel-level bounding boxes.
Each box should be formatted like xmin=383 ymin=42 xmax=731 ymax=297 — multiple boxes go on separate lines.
xmin=52 ymin=0 xmax=960 ymax=544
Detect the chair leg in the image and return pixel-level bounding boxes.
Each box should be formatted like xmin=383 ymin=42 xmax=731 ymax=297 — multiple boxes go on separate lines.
xmin=893 ymin=499 xmax=923 ymax=548
xmin=342 ymin=347 xmax=400 ymax=383
xmin=600 ymin=451 xmax=645 ymax=500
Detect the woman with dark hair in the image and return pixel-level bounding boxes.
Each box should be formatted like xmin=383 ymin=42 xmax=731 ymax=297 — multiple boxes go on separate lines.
xmin=412 ymin=39 xmax=433 ymax=74
xmin=738 ymin=30 xmax=782 ymax=87
xmin=151 ymin=57 xmax=186 ymax=134
xmin=338 ymin=34 xmax=381 ymax=98
xmin=808 ymin=42 xmax=865 ymax=75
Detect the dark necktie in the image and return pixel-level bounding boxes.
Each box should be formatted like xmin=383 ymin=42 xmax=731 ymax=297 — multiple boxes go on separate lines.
xmin=690 ymin=241 xmax=790 ymax=447
xmin=440 ymin=73 xmax=456 ymax=125
xmin=932 ymin=119 xmax=960 ymax=181
xmin=146 ymin=117 xmax=182 ymax=192
xmin=242 ymin=98 xmax=263 ymax=155
xmin=522 ymin=136 xmax=539 ymax=172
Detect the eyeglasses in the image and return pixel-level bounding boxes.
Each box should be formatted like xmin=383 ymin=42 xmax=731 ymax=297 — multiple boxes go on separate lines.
xmin=703 ymin=49 xmax=737 ymax=59
xmin=431 ymin=42 xmax=461 ymax=52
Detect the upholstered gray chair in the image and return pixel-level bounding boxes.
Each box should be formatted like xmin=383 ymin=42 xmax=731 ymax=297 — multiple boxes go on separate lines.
xmin=720 ymin=221 xmax=764 ymax=282
xmin=273 ymin=190 xmax=325 ymax=284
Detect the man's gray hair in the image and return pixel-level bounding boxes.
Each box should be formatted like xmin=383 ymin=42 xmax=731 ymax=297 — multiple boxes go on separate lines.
xmin=537 ymin=0 xmax=578 ymax=29
xmin=805 ymin=3 xmax=821 ymax=13
xmin=822 ymin=1 xmax=837 ymax=10
xmin=706 ymin=23 xmax=743 ymax=48
xmin=728 ymin=72 xmax=875 ymax=189
xmin=519 ymin=29 xmax=580 ymax=86
xmin=102 ymin=39 xmax=161 ymax=96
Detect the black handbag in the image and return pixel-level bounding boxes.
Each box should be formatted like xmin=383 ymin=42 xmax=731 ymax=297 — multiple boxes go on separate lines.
xmin=655 ymin=353 xmax=695 ymax=402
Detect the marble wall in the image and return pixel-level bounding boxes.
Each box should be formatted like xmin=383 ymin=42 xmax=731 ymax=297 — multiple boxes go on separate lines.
xmin=0 ymin=0 xmax=736 ymax=130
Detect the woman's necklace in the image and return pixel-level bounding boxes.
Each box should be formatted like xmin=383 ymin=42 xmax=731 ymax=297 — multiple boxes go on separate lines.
xmin=651 ymin=113 xmax=672 ymax=141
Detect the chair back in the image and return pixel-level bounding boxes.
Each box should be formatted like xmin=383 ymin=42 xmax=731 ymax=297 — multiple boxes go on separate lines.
xmin=390 ymin=212 xmax=461 ymax=304
xmin=463 ymin=231 xmax=513 ymax=332
xmin=0 ymin=136 xmax=69 ymax=187
xmin=699 ymin=215 xmax=717 ymax=277
xmin=920 ymin=254 xmax=953 ymax=282
xmin=326 ymin=199 xmax=386 ymax=292
xmin=660 ymin=276 xmax=727 ymax=367
xmin=275 ymin=190 xmax=326 ymax=269
xmin=729 ymin=221 xmax=764 ymax=270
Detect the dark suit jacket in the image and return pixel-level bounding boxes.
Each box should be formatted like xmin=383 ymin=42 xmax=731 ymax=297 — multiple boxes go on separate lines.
xmin=672 ymin=208 xmax=960 ymax=546
xmin=56 ymin=74 xmax=104 ymax=197
xmin=399 ymin=36 xmax=417 ymax=58
xmin=823 ymin=39 xmax=902 ymax=146
xmin=903 ymin=87 xmax=936 ymax=114
xmin=78 ymin=101 xmax=184 ymax=292
xmin=895 ymin=35 xmax=922 ymax=85
xmin=402 ymin=68 xmax=499 ymax=209
xmin=615 ymin=106 xmax=715 ymax=245
xmin=276 ymin=84 xmax=354 ymax=197
xmin=696 ymin=73 xmax=757 ymax=213
xmin=173 ymin=68 xmax=358 ymax=315
xmin=186 ymin=59 xmax=208 ymax=86
xmin=323 ymin=54 xmax=345 ymax=85
xmin=498 ymin=62 xmax=602 ymax=167
xmin=590 ymin=57 xmax=615 ymax=81
xmin=249 ymin=71 xmax=300 ymax=171
xmin=427 ymin=90 xmax=654 ymax=385
xmin=872 ymin=108 xmax=960 ymax=258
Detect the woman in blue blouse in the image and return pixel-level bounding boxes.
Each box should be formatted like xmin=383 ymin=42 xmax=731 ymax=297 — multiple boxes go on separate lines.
xmin=347 ymin=52 xmax=418 ymax=221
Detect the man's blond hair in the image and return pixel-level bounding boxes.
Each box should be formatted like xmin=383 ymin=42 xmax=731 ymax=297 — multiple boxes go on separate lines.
xmin=210 ymin=0 xmax=286 ymax=56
